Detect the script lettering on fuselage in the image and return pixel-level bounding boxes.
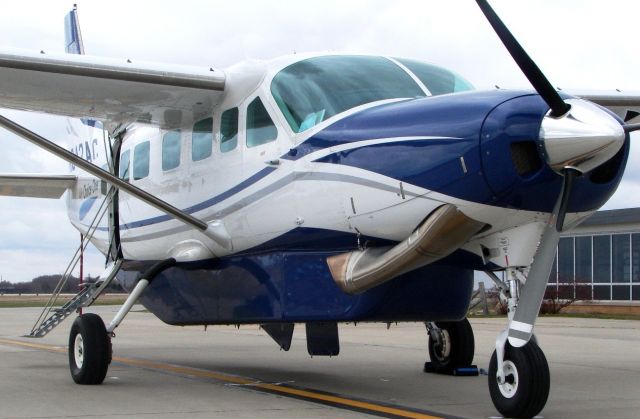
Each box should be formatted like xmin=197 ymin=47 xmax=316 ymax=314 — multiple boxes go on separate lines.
xmin=76 ymin=178 xmax=101 ymax=199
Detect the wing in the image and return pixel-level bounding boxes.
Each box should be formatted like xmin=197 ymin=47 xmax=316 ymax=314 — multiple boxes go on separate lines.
xmin=0 ymin=48 xmax=226 ymax=132
xmin=570 ymin=89 xmax=640 ymax=123
xmin=0 ymin=174 xmax=76 ymax=198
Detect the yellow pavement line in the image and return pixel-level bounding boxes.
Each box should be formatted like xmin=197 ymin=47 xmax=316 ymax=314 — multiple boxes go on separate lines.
xmin=114 ymin=357 xmax=440 ymax=418
xmin=111 ymin=356 xmax=253 ymax=386
xmin=253 ymin=382 xmax=441 ymax=419
xmin=0 ymin=338 xmax=442 ymax=419
xmin=0 ymin=337 xmax=66 ymax=353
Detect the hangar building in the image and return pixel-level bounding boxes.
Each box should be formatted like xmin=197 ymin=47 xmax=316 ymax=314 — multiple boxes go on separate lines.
xmin=550 ymin=208 xmax=640 ymax=302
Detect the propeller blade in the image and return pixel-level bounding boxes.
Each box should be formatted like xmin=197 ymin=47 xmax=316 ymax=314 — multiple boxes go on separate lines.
xmin=554 ymin=169 xmax=576 ymax=231
xmin=476 ymin=0 xmax=571 ymax=117
xmin=624 ymin=123 xmax=640 ymax=133
xmin=507 ymin=169 xmax=576 ymax=347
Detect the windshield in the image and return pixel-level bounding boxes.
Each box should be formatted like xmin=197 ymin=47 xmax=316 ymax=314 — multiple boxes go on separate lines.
xmin=395 ymin=58 xmax=473 ymax=95
xmin=271 ymin=56 xmax=425 ymax=133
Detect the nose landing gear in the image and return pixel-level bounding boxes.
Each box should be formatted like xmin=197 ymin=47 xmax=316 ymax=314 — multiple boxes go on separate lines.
xmin=485 ymin=266 xmax=553 ymax=418
xmin=488 ymin=340 xmax=550 ymax=418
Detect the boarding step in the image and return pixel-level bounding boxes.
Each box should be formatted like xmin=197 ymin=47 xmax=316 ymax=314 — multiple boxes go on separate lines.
xmin=25 ymin=260 xmax=122 ymax=338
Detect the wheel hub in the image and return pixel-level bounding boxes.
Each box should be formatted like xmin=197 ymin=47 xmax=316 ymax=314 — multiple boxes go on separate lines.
xmin=74 ymin=334 xmax=84 ymax=368
xmin=434 ymin=330 xmax=451 ymax=361
xmin=497 ymin=360 xmax=518 ymax=398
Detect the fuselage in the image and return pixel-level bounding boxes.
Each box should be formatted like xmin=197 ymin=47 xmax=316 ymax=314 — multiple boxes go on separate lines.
xmin=67 ymin=53 xmax=629 ymax=274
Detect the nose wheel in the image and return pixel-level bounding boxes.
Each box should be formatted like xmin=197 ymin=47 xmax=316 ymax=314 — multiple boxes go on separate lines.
xmin=68 ymin=313 xmax=112 ymax=384
xmin=488 ymin=340 xmax=550 ymax=418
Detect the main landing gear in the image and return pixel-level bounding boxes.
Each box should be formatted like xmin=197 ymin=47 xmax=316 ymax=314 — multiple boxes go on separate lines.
xmin=69 ymin=314 xmax=111 ymax=384
xmin=67 ymin=258 xmax=176 ymax=385
xmin=425 ymin=319 xmax=475 ymax=375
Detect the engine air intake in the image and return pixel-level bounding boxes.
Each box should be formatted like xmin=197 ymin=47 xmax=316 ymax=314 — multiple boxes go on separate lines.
xmin=510 ymin=141 xmax=542 ymax=177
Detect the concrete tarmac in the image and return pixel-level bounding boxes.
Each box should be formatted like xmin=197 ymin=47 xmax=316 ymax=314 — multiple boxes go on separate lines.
xmin=1 ymin=306 xmax=639 ymax=418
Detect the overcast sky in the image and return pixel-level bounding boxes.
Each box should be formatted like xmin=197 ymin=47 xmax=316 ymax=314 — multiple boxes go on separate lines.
xmin=0 ymin=0 xmax=638 ymax=283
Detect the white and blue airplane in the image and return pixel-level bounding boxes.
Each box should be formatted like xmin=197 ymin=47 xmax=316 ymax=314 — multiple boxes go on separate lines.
xmin=1 ymin=2 xmax=639 ymax=417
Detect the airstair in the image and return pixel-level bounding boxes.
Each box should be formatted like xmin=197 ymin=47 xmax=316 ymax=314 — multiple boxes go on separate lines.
xmin=25 ymin=190 xmax=122 ymax=338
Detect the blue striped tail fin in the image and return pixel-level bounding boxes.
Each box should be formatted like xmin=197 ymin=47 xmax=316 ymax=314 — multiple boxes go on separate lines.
xmin=64 ymin=4 xmax=98 ymax=128
xmin=64 ymin=4 xmax=85 ymax=55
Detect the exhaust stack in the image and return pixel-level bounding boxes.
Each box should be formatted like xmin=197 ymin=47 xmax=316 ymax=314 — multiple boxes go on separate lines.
xmin=328 ymin=204 xmax=485 ymax=295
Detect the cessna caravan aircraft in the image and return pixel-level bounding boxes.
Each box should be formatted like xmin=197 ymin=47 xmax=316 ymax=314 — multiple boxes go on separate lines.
xmin=1 ymin=2 xmax=639 ymax=417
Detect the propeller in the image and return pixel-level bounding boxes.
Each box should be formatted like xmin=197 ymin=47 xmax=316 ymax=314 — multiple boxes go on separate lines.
xmin=476 ymin=0 xmax=570 ymax=117
xmin=476 ymin=0 xmax=640 ymax=134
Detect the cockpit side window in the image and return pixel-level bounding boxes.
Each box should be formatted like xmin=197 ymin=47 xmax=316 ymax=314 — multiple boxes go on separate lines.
xmin=220 ymin=108 xmax=238 ymax=153
xmin=395 ymin=58 xmax=473 ymax=95
xmin=246 ymin=97 xmax=278 ymax=148
xmin=271 ymin=56 xmax=424 ymax=133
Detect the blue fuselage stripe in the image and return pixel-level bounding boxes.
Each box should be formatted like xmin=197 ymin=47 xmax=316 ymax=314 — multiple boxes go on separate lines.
xmin=116 ymin=166 xmax=276 ymax=230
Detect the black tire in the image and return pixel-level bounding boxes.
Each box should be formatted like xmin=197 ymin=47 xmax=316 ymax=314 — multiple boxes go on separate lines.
xmin=488 ymin=340 xmax=550 ymax=418
xmin=428 ymin=318 xmax=474 ymax=374
xmin=68 ymin=313 xmax=112 ymax=385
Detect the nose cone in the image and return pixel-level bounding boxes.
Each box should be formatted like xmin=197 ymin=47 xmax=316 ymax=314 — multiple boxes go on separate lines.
xmin=540 ymin=98 xmax=625 ymax=174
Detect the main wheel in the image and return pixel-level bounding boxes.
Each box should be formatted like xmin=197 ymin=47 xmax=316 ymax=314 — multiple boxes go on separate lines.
xmin=68 ymin=313 xmax=112 ymax=385
xmin=428 ymin=318 xmax=474 ymax=374
xmin=488 ymin=340 xmax=550 ymax=418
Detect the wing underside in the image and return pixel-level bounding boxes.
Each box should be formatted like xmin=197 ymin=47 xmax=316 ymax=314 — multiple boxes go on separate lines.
xmin=0 ymin=49 xmax=226 ymax=132
xmin=0 ymin=174 xmax=76 ymax=198
xmin=572 ymin=90 xmax=640 ymax=124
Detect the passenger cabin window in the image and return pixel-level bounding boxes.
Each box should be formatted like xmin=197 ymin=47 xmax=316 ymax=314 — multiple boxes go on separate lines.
xmin=394 ymin=58 xmax=473 ymax=95
xmin=133 ymin=141 xmax=150 ymax=180
xmin=246 ymin=97 xmax=277 ymax=147
xmin=119 ymin=149 xmax=130 ymax=181
xmin=192 ymin=117 xmax=213 ymax=161
xmin=162 ymin=130 xmax=181 ymax=171
xmin=220 ymin=108 xmax=238 ymax=152
xmin=270 ymin=55 xmax=424 ymax=133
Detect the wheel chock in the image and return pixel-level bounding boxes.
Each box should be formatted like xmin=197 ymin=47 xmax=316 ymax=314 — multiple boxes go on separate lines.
xmin=424 ymin=362 xmax=479 ymax=376
xmin=453 ymin=366 xmax=479 ymax=376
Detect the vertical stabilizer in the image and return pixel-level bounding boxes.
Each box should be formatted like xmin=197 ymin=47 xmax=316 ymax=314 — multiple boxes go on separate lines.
xmin=64 ymin=4 xmax=85 ymax=54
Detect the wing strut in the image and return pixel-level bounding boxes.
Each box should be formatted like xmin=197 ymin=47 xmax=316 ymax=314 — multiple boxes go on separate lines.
xmin=0 ymin=114 xmax=232 ymax=250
